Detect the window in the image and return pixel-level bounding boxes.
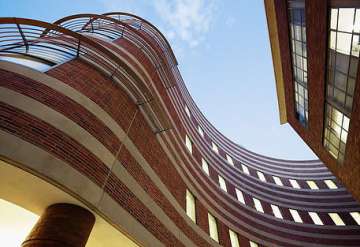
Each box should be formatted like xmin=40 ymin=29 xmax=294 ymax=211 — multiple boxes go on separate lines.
xmin=226 ymin=154 xmax=235 ymax=166
xmin=186 ymin=190 xmax=196 ymax=223
xmin=229 ymin=229 xmax=240 ymax=247
xmin=306 ymin=180 xmax=319 ymax=190
xmin=289 ymin=179 xmax=301 ymax=189
xmin=212 ymin=142 xmax=219 ymax=153
xmin=324 ymin=7 xmax=360 ymax=163
xmin=324 ymin=180 xmax=338 ymax=189
xmin=208 ymin=213 xmax=219 ymax=242
xmin=201 ymin=158 xmax=210 ymax=176
xmin=185 ymin=135 xmax=193 ymax=153
xmin=218 ymin=175 xmax=227 ymax=192
xmin=184 ymin=105 xmax=191 ymax=118
xmin=249 ymin=241 xmax=259 ymax=247
xmin=290 ymin=209 xmax=303 ymax=223
xmin=235 ymin=188 xmax=245 ymax=204
xmin=253 ymin=198 xmax=264 ymax=213
xmin=350 ymin=212 xmax=360 ymax=225
xmin=257 ymin=171 xmax=266 ymax=182
xmin=309 ymin=212 xmax=323 ymax=225
xmin=271 ymin=204 xmax=283 ymax=219
xmin=288 ymin=0 xmax=308 ymax=125
xmin=198 ymin=125 xmax=204 ymax=137
xmin=241 ymin=164 xmax=250 ymax=175
xmin=273 ymin=176 xmax=283 ymax=186
xmin=329 ymin=213 xmax=345 ymax=226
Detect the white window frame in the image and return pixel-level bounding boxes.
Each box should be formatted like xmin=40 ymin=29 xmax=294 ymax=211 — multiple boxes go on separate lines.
xmin=235 ymin=188 xmax=245 ymax=204
xmin=290 ymin=209 xmax=303 ymax=223
xmin=324 ymin=180 xmax=338 ymax=189
xmin=257 ymin=171 xmax=266 ymax=182
xmin=198 ymin=125 xmax=204 ymax=137
xmin=271 ymin=204 xmax=283 ymax=219
xmin=329 ymin=213 xmax=345 ymax=226
xmin=249 ymin=241 xmax=259 ymax=247
xmin=201 ymin=158 xmax=210 ymax=176
xmin=350 ymin=212 xmax=360 ymax=225
xmin=229 ymin=229 xmax=240 ymax=247
xmin=241 ymin=164 xmax=250 ymax=175
xmin=226 ymin=154 xmax=235 ymax=166
xmin=253 ymin=198 xmax=264 ymax=213
xmin=306 ymin=180 xmax=319 ymax=190
xmin=212 ymin=142 xmax=219 ymax=153
xmin=185 ymin=135 xmax=192 ymax=153
xmin=289 ymin=179 xmax=301 ymax=189
xmin=208 ymin=212 xmax=219 ymax=242
xmin=218 ymin=175 xmax=227 ymax=192
xmin=185 ymin=105 xmax=191 ymax=118
xmin=186 ymin=190 xmax=196 ymax=223
xmin=273 ymin=176 xmax=283 ymax=186
xmin=309 ymin=212 xmax=323 ymax=225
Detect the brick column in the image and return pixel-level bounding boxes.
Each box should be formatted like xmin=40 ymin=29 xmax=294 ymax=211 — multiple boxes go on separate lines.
xmin=22 ymin=203 xmax=95 ymax=247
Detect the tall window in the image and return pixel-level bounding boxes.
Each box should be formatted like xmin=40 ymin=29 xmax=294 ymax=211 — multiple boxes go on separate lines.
xmin=229 ymin=229 xmax=240 ymax=247
xmin=201 ymin=158 xmax=210 ymax=176
xmin=218 ymin=175 xmax=227 ymax=192
xmin=208 ymin=213 xmax=219 ymax=242
xmin=186 ymin=190 xmax=196 ymax=223
xmin=324 ymin=8 xmax=360 ymax=163
xmin=288 ymin=0 xmax=308 ymax=125
xmin=185 ymin=135 xmax=193 ymax=153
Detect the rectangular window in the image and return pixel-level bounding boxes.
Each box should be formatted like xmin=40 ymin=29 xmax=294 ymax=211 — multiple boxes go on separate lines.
xmin=329 ymin=213 xmax=345 ymax=226
xmin=253 ymin=198 xmax=264 ymax=213
xmin=350 ymin=212 xmax=360 ymax=225
xmin=257 ymin=171 xmax=266 ymax=182
xmin=289 ymin=179 xmax=301 ymax=189
xmin=273 ymin=176 xmax=284 ymax=186
xmin=324 ymin=7 xmax=360 ymax=163
xmin=226 ymin=154 xmax=235 ymax=166
xmin=198 ymin=125 xmax=204 ymax=137
xmin=186 ymin=190 xmax=196 ymax=223
xmin=271 ymin=204 xmax=283 ymax=219
xmin=288 ymin=0 xmax=308 ymax=125
xmin=306 ymin=180 xmax=319 ymax=190
xmin=218 ymin=175 xmax=227 ymax=192
xmin=202 ymin=158 xmax=210 ymax=176
xmin=185 ymin=135 xmax=193 ymax=153
xmin=249 ymin=241 xmax=259 ymax=247
xmin=185 ymin=105 xmax=191 ymax=118
xmin=324 ymin=180 xmax=338 ymax=189
xmin=229 ymin=229 xmax=240 ymax=247
xmin=212 ymin=142 xmax=219 ymax=153
xmin=290 ymin=209 xmax=303 ymax=223
xmin=208 ymin=213 xmax=219 ymax=242
xmin=241 ymin=164 xmax=250 ymax=175
xmin=235 ymin=188 xmax=245 ymax=204
xmin=309 ymin=212 xmax=323 ymax=225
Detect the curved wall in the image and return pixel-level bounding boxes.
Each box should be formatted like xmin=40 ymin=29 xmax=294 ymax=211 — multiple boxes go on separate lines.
xmin=0 ymin=13 xmax=360 ymax=247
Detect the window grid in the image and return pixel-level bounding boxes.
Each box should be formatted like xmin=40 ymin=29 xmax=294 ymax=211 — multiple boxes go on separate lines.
xmin=288 ymin=1 xmax=309 ymax=125
xmin=290 ymin=209 xmax=303 ymax=223
xmin=324 ymin=8 xmax=360 ymax=163
xmin=198 ymin=125 xmax=204 ymax=137
xmin=306 ymin=180 xmax=319 ymax=190
xmin=242 ymin=164 xmax=250 ymax=175
xmin=184 ymin=105 xmax=191 ymax=118
xmin=324 ymin=179 xmax=338 ymax=189
xmin=253 ymin=198 xmax=264 ymax=213
xmin=226 ymin=154 xmax=235 ymax=166
xmin=289 ymin=179 xmax=301 ymax=189
xmin=257 ymin=171 xmax=266 ymax=182
xmin=273 ymin=176 xmax=284 ymax=186
xmin=329 ymin=213 xmax=345 ymax=226
xmin=185 ymin=135 xmax=193 ymax=153
xmin=309 ymin=212 xmax=324 ymax=225
xmin=271 ymin=204 xmax=283 ymax=219
xmin=212 ymin=142 xmax=219 ymax=153
xmin=235 ymin=188 xmax=245 ymax=204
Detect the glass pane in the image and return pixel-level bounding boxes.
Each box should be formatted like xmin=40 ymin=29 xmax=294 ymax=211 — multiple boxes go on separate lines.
xmin=331 ymin=9 xmax=338 ymax=30
xmin=355 ymin=9 xmax=360 ymax=33
xmin=335 ymin=52 xmax=349 ymax=74
xmin=330 ymin=31 xmax=336 ymax=50
xmin=349 ymin=57 xmax=358 ymax=77
xmin=334 ymin=71 xmax=347 ymax=91
xmin=338 ymin=8 xmax=355 ymax=32
xmin=351 ymin=35 xmax=360 ymax=57
xmin=348 ymin=77 xmax=356 ymax=95
xmin=337 ymin=32 xmax=352 ymax=55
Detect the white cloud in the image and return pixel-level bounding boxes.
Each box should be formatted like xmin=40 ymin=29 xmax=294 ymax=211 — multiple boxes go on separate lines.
xmin=153 ymin=0 xmax=217 ymax=47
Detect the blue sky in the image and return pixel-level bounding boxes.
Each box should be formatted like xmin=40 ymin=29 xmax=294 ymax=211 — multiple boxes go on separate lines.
xmin=1 ymin=0 xmax=316 ymax=160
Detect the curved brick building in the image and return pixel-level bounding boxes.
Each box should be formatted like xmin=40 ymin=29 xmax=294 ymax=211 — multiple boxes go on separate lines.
xmin=1 ymin=9 xmax=360 ymax=247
